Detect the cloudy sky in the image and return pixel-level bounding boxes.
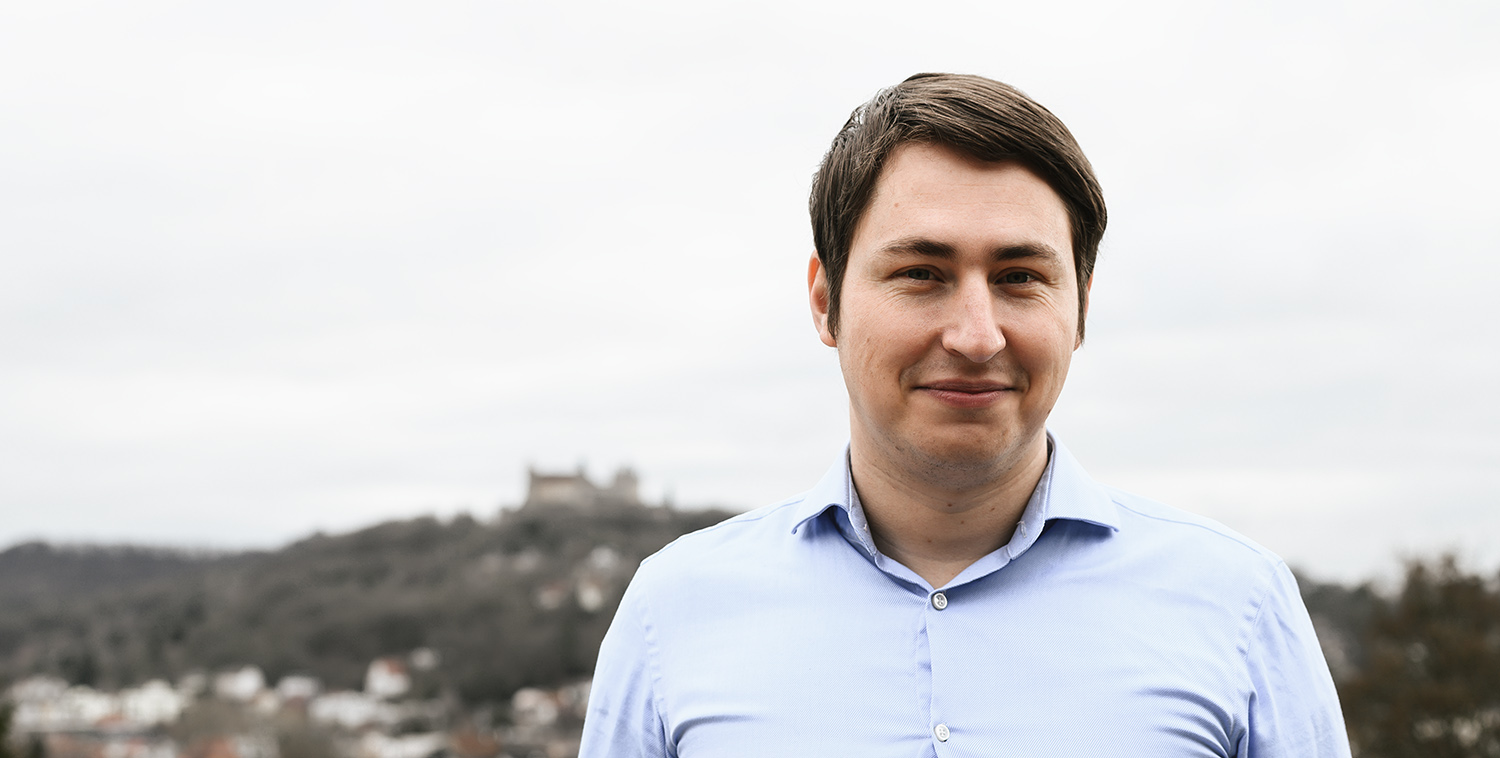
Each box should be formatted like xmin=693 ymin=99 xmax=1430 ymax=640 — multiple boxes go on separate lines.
xmin=2 ymin=0 xmax=1494 ymax=583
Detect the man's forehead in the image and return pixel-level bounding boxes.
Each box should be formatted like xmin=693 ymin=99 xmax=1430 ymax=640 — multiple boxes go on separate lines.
xmin=852 ymin=143 xmax=1073 ymax=257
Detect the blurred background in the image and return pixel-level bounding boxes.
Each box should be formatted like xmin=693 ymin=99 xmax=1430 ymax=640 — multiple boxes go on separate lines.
xmin=1 ymin=1 xmax=1497 ymax=756
xmin=3 ymin=0 xmax=1497 ymax=582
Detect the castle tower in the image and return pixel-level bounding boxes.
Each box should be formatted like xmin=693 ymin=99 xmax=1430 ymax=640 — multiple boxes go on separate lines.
xmin=609 ymin=467 xmax=640 ymax=504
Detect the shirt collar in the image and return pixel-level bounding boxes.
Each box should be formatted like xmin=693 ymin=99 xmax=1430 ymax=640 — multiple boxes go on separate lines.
xmin=789 ymin=446 xmax=860 ymax=537
xmin=1042 ymin=435 xmax=1121 ymax=532
xmin=790 ymin=431 xmax=1121 ymax=538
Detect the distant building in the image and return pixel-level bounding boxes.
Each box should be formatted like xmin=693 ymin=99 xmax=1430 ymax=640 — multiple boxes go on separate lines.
xmin=120 ymin=680 xmax=185 ymax=726
xmin=7 ymin=675 xmax=68 ymax=705
xmin=309 ymin=691 xmax=398 ymax=730
xmin=364 ymin=657 xmax=411 ymax=700
xmin=7 ymin=678 xmax=117 ymax=732
xmin=510 ymin=688 xmax=560 ymax=727
xmin=177 ymin=672 xmax=208 ymax=699
xmin=408 ymin=648 xmax=440 ymax=672
xmin=274 ymin=675 xmax=321 ymax=702
xmin=524 ymin=465 xmax=642 ymax=508
xmin=356 ymin=731 xmax=449 ymax=758
xmin=575 ymin=578 xmax=607 ymax=613
xmin=213 ymin=667 xmax=265 ymax=702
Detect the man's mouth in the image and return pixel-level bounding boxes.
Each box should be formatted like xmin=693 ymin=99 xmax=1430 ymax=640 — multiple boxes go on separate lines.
xmin=915 ymin=380 xmax=1015 ymax=408
xmin=919 ymin=380 xmax=1013 ymax=393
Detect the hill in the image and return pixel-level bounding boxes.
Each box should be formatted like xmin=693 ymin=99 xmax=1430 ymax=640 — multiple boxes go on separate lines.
xmin=0 ymin=502 xmax=732 ymax=704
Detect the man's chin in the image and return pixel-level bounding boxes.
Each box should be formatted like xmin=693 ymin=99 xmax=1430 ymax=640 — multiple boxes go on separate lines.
xmin=901 ymin=434 xmax=1041 ymax=488
xmin=853 ymin=415 xmax=1047 ymax=485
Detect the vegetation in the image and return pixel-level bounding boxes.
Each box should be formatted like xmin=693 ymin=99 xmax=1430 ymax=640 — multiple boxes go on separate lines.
xmin=1 ymin=702 xmax=14 ymax=758
xmin=1338 ymin=557 xmax=1500 ymax=757
xmin=3 ymin=509 xmax=1499 ymax=757
xmin=0 ymin=502 xmax=729 ymax=703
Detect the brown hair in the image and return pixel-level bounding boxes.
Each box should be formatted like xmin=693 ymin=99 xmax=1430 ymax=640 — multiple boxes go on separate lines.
xmin=809 ymin=73 xmax=1107 ymax=341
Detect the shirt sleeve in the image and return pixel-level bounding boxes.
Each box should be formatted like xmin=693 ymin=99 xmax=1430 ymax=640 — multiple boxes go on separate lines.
xmin=578 ymin=571 xmax=671 ymax=758
xmin=1239 ymin=561 xmax=1352 ymax=757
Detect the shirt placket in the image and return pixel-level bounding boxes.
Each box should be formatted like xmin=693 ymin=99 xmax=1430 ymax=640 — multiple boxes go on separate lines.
xmin=926 ymin=587 xmax=956 ymax=754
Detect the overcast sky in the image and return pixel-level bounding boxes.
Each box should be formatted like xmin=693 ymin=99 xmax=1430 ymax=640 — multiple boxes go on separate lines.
xmin=2 ymin=0 xmax=1495 ymax=583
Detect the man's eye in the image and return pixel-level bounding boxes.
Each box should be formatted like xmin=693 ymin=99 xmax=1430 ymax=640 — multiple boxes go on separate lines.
xmin=904 ymin=269 xmax=934 ymax=281
xmin=1000 ymin=271 xmax=1036 ymax=284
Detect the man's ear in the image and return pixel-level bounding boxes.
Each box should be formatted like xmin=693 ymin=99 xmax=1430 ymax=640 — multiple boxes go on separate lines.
xmin=808 ymin=253 xmax=836 ymax=348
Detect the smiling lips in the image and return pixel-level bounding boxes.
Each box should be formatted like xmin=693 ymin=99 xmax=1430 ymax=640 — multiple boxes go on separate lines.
xmin=915 ymin=379 xmax=1016 ymax=409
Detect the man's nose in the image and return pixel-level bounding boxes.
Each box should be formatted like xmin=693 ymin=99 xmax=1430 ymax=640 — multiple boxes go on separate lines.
xmin=941 ymin=277 xmax=1005 ymax=363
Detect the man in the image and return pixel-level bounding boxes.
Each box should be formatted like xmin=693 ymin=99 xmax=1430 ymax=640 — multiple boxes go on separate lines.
xmin=580 ymin=73 xmax=1349 ymax=756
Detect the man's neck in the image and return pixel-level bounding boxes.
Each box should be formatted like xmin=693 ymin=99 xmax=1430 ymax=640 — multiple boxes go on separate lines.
xmin=850 ymin=435 xmax=1050 ymax=588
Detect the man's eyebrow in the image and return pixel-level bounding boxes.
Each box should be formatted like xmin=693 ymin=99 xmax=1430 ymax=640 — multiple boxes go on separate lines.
xmin=875 ymin=237 xmax=1067 ymax=265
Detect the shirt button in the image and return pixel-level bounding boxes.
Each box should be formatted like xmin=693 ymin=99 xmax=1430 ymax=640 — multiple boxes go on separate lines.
xmin=931 ymin=592 xmax=948 ymax=610
xmin=934 ymin=723 xmax=950 ymax=742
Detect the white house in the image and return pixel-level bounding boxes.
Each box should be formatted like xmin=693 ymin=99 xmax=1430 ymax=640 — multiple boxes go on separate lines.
xmin=120 ymin=680 xmax=185 ymax=726
xmin=214 ymin=666 xmax=266 ymax=702
xmin=275 ymin=675 xmax=321 ymax=701
xmin=364 ymin=658 xmax=410 ymax=700
xmin=309 ymin=691 xmax=398 ymax=730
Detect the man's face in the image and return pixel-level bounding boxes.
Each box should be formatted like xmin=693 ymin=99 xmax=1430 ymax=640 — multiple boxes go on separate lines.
xmin=809 ymin=142 xmax=1083 ymax=486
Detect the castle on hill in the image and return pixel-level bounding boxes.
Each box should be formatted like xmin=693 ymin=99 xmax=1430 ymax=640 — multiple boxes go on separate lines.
xmin=524 ymin=465 xmax=651 ymax=509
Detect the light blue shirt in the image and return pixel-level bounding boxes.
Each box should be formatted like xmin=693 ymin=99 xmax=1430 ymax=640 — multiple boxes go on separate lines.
xmin=580 ymin=437 xmax=1350 ymax=757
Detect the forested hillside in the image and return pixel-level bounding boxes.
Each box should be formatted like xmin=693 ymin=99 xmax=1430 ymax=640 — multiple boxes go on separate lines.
xmin=0 ymin=502 xmax=730 ymax=704
xmin=5 ymin=507 xmax=1500 ymax=755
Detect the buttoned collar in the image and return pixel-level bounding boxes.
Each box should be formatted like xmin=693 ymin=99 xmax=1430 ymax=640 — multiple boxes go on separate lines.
xmin=790 ymin=432 xmax=1122 ymax=547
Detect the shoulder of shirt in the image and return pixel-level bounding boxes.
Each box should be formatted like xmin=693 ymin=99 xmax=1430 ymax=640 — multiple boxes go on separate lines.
xmin=627 ymin=493 xmax=812 ymax=579
xmin=1100 ymin=484 xmax=1289 ymax=573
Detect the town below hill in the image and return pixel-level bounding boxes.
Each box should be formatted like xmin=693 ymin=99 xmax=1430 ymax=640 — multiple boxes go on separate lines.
xmin=0 ymin=466 xmax=730 ymax=758
xmin=2 ymin=466 xmax=1498 ymax=757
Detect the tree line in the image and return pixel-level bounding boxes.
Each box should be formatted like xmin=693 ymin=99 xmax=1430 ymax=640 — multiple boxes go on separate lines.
xmin=1 ymin=506 xmax=1498 ymax=756
xmin=0 ymin=502 xmax=728 ymax=703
